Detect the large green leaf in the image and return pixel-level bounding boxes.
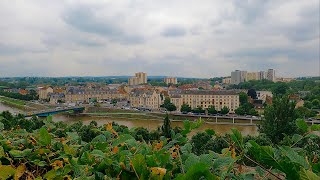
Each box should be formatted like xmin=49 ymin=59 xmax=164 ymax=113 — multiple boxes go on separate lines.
xmin=176 ymin=163 xmax=218 ymax=180
xmin=9 ymin=149 xmax=32 ymax=158
xmin=279 ymin=146 xmax=309 ymax=169
xmin=299 ymin=168 xmax=319 ymax=180
xmin=39 ymin=128 xmax=51 ymax=146
xmin=180 ymin=143 xmax=192 ymax=155
xmin=248 ymin=141 xmax=278 ymax=168
xmin=199 ymin=153 xmax=216 ymax=167
xmin=291 ymin=134 xmax=303 ymax=145
xmin=230 ymin=128 xmax=244 ymax=149
xmin=0 ymin=146 xmax=5 ymax=157
xmin=91 ymin=134 xmax=106 ymax=143
xmin=131 ymin=154 xmax=148 ymax=179
xmin=0 ymin=122 xmax=4 ymax=130
xmin=310 ymin=124 xmax=320 ymax=131
xmin=212 ymin=157 xmax=235 ymax=172
xmin=64 ymin=144 xmax=76 ymax=156
xmin=181 ymin=120 xmax=191 ymax=135
xmin=44 ymin=169 xmax=57 ymax=179
xmin=112 ymin=134 xmax=134 ymax=146
xmin=184 ymin=153 xmax=200 ymax=171
xmin=296 ymin=119 xmax=308 ymax=133
xmin=0 ymin=165 xmax=16 ymax=180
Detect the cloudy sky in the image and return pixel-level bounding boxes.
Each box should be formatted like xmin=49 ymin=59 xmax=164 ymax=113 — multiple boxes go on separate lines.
xmin=0 ymin=0 xmax=319 ymax=78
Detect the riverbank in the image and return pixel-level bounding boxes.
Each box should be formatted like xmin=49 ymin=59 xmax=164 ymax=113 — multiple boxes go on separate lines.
xmin=81 ymin=108 xmax=260 ymax=125
xmin=0 ymin=96 xmax=28 ymax=110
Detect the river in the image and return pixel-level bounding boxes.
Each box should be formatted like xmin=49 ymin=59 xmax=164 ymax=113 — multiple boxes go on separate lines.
xmin=0 ymin=102 xmax=258 ymax=136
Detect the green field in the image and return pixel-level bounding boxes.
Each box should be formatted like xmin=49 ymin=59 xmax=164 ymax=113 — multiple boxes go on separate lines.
xmin=0 ymin=96 xmax=26 ymax=106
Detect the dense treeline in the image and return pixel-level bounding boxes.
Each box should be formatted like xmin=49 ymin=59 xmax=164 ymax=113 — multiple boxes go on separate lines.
xmin=0 ymin=90 xmax=38 ymax=101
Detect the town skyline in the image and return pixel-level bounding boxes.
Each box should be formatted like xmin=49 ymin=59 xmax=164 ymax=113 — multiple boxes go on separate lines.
xmin=0 ymin=0 xmax=319 ymax=78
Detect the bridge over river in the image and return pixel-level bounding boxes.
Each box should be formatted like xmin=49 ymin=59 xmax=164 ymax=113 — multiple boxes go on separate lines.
xmin=24 ymin=107 xmax=85 ymax=117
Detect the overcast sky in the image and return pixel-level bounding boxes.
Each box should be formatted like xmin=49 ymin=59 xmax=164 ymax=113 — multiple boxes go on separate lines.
xmin=0 ymin=0 xmax=319 ymax=78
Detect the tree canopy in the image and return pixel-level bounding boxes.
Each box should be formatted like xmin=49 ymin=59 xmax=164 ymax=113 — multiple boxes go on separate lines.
xmin=259 ymin=96 xmax=298 ymax=142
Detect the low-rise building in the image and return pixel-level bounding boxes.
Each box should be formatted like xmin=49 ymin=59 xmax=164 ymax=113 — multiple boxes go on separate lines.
xmin=49 ymin=93 xmax=65 ymax=104
xmin=222 ymin=78 xmax=231 ymax=84
xmin=18 ymin=89 xmax=28 ymax=95
xmin=169 ymin=90 xmax=240 ymax=113
xmin=194 ymin=81 xmax=212 ymax=90
xmin=64 ymin=87 xmax=127 ymax=104
xmin=276 ymin=77 xmax=294 ymax=82
xmin=38 ymin=87 xmax=53 ymax=100
xmin=256 ymin=91 xmax=273 ymax=103
xmin=128 ymin=90 xmax=162 ymax=109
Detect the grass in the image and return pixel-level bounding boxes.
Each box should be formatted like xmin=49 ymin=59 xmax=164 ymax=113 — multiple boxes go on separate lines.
xmin=0 ymin=96 xmax=26 ymax=106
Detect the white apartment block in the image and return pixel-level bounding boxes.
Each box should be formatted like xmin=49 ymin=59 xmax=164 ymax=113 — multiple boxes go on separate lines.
xmin=230 ymin=69 xmax=276 ymax=84
xmin=170 ymin=90 xmax=240 ymax=113
xmin=128 ymin=90 xmax=162 ymax=109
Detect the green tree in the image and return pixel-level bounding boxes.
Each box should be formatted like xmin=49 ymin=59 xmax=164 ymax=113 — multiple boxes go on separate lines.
xmin=161 ymin=113 xmax=172 ymax=138
xmin=180 ymin=103 xmax=191 ymax=112
xmin=191 ymin=132 xmax=212 ymax=155
xmin=192 ymin=106 xmax=205 ymax=114
xmin=111 ymin=99 xmax=117 ymax=106
xmin=259 ymin=96 xmax=298 ymax=142
xmin=166 ymin=103 xmax=177 ymax=112
xmin=235 ymin=106 xmax=246 ymax=115
xmin=239 ymin=92 xmax=248 ymax=105
xmin=161 ymin=97 xmax=177 ymax=112
xmin=220 ymin=106 xmax=229 ymax=115
xmin=296 ymin=106 xmax=317 ymax=118
xmin=311 ymin=99 xmax=320 ymax=109
xmin=207 ymin=105 xmax=217 ymax=115
xmin=272 ymin=83 xmax=289 ymax=96
xmin=248 ymin=108 xmax=258 ymax=116
xmin=304 ymin=101 xmax=313 ymax=109
xmin=132 ymin=127 xmax=150 ymax=142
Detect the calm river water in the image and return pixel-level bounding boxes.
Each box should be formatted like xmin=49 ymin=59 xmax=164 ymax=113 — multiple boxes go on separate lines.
xmin=0 ymin=102 xmax=258 ymax=136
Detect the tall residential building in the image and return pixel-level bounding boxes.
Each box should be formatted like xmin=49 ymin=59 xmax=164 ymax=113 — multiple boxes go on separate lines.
xmin=246 ymin=72 xmax=259 ymax=81
xmin=231 ymin=70 xmax=247 ymax=85
xmin=258 ymin=71 xmax=266 ymax=80
xmin=128 ymin=72 xmax=147 ymax=86
xmin=266 ymin=69 xmax=276 ymax=82
xmin=164 ymin=77 xmax=178 ymax=84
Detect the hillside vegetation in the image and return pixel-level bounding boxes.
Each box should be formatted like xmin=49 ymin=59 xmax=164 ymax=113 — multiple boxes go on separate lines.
xmin=0 ymin=111 xmax=319 ymax=179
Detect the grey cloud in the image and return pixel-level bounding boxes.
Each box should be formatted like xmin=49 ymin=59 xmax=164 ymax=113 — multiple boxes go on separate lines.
xmin=0 ymin=0 xmax=319 ymax=77
xmin=0 ymin=44 xmax=24 ymax=55
xmin=284 ymin=6 xmax=319 ymax=42
xmin=226 ymin=47 xmax=318 ymax=61
xmin=231 ymin=0 xmax=271 ymax=24
xmin=62 ymin=5 xmax=144 ymax=44
xmin=161 ymin=26 xmax=186 ymax=37
xmin=0 ymin=43 xmax=46 ymax=55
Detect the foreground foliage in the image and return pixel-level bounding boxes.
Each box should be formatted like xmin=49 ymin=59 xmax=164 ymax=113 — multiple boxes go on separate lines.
xmin=0 ymin=112 xmax=319 ymax=179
